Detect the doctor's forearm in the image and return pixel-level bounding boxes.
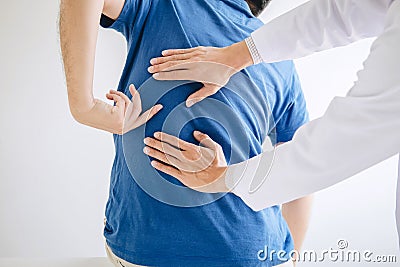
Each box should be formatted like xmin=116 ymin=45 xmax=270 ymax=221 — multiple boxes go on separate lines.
xmin=223 ymin=0 xmax=391 ymax=71
xmin=251 ymin=0 xmax=392 ymax=63
xmin=226 ymin=1 xmax=400 ymax=210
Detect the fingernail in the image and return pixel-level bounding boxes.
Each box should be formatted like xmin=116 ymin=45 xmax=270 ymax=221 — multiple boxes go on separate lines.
xmin=153 ymin=73 xmax=159 ymax=79
xmin=143 ymin=138 xmax=150 ymax=144
xmin=150 ymin=58 xmax=156 ymax=64
xmin=143 ymin=147 xmax=149 ymax=153
xmin=154 ymin=132 xmax=161 ymax=138
xmin=151 ymin=161 xmax=157 ymax=167
xmin=162 ymin=50 xmax=167 ymax=56
xmin=157 ymin=104 xmax=163 ymax=111
xmin=148 ymin=66 xmax=154 ymax=73
xmin=194 ymin=131 xmax=201 ymax=135
xmin=186 ymin=100 xmax=194 ymax=107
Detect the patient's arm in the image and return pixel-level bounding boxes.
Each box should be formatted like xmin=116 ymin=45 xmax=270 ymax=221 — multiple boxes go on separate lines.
xmin=282 ymin=195 xmax=313 ymax=254
xmin=59 ymin=0 xmax=161 ymax=134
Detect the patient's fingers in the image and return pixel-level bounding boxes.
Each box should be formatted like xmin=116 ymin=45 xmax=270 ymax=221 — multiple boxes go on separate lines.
xmin=129 ymin=84 xmax=138 ymax=101
xmin=108 ymin=93 xmax=126 ymax=111
xmin=110 ymin=89 xmax=131 ymax=104
xmin=186 ymin=84 xmax=220 ymax=107
xmin=161 ymin=47 xmax=200 ymax=56
xmin=128 ymin=84 xmax=142 ymax=116
xmin=108 ymin=90 xmax=131 ymax=118
xmin=132 ymin=104 xmax=163 ymax=127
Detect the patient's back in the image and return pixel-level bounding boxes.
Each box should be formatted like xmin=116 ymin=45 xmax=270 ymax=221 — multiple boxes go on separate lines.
xmin=100 ymin=0 xmax=308 ymax=266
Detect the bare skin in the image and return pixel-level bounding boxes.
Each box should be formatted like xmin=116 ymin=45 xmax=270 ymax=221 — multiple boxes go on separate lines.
xmin=59 ymin=1 xmax=312 ymax=263
xmin=283 ymin=195 xmax=314 ymax=255
xmin=148 ymin=41 xmax=254 ymax=107
xmin=144 ymin=131 xmax=313 ymax=260
xmin=59 ymin=0 xmax=162 ymax=134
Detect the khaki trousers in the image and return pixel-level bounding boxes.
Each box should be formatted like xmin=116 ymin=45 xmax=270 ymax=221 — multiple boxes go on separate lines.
xmin=105 ymin=242 xmax=146 ymax=267
xmin=105 ymin=241 xmax=293 ymax=267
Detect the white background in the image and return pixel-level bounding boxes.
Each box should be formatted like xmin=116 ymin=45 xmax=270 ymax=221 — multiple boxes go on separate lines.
xmin=0 ymin=0 xmax=398 ymax=266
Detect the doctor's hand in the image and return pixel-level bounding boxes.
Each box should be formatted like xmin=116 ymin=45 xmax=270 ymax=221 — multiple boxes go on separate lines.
xmin=143 ymin=131 xmax=229 ymax=193
xmin=148 ymin=40 xmax=254 ymax=107
xmin=74 ymin=84 xmax=163 ymax=135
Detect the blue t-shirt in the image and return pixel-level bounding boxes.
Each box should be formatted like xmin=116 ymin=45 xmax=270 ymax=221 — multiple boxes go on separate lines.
xmin=100 ymin=0 xmax=309 ymax=266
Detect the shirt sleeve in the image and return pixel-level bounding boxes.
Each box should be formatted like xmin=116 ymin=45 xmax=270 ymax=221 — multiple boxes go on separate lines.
xmin=100 ymin=0 xmax=138 ymax=41
xmin=275 ymin=70 xmax=309 ymax=143
xmin=226 ymin=0 xmax=400 ymax=211
xmin=251 ymin=0 xmax=393 ymax=63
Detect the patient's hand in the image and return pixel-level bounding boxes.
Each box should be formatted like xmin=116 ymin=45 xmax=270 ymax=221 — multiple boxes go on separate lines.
xmin=148 ymin=41 xmax=253 ymax=107
xmin=143 ymin=131 xmax=229 ymax=193
xmin=74 ymin=84 xmax=163 ymax=135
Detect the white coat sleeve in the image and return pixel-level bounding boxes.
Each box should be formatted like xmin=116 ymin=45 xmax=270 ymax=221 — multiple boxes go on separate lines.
xmin=251 ymin=0 xmax=393 ymax=63
xmin=226 ymin=0 xmax=400 ymax=211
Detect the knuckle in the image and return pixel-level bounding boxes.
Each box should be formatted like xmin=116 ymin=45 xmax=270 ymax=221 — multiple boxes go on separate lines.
xmin=205 ymin=88 xmax=216 ymax=94
xmin=147 ymin=139 xmax=156 ymax=147
xmin=116 ymin=124 xmax=123 ymax=135
xmin=216 ymin=144 xmax=223 ymax=151
xmin=186 ymin=152 xmax=198 ymax=161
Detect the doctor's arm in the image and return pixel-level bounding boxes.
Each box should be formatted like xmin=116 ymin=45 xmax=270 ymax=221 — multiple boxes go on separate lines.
xmin=227 ymin=1 xmax=400 ymax=210
xmin=59 ymin=0 xmax=161 ymax=134
xmin=148 ymin=0 xmax=392 ymax=106
xmin=144 ymin=0 xmax=400 ymax=211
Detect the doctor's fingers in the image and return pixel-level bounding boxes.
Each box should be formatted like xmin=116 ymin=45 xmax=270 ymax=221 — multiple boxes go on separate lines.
xmin=150 ymin=51 xmax=199 ymax=65
xmin=161 ymin=47 xmax=201 ymax=56
xmin=148 ymin=60 xmax=193 ymax=74
xmin=153 ymin=132 xmax=198 ymax=151
xmin=150 ymin=161 xmax=186 ymax=182
xmin=143 ymin=146 xmax=183 ymax=169
xmin=153 ymin=131 xmax=219 ymax=163
xmin=186 ymin=84 xmax=221 ymax=107
xmin=143 ymin=143 xmax=206 ymax=173
xmin=144 ymin=136 xmax=187 ymax=159
xmin=144 ymin=137 xmax=211 ymax=169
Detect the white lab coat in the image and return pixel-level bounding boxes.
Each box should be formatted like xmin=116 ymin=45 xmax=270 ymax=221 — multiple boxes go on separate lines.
xmin=225 ymin=0 xmax=400 ymax=244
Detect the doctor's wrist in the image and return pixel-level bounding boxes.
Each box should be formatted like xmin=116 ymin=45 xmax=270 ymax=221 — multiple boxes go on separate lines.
xmin=226 ymin=40 xmax=254 ymax=71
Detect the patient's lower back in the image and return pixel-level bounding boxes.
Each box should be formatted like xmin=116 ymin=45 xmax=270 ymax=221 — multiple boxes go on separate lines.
xmin=101 ymin=0 xmax=308 ymax=266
